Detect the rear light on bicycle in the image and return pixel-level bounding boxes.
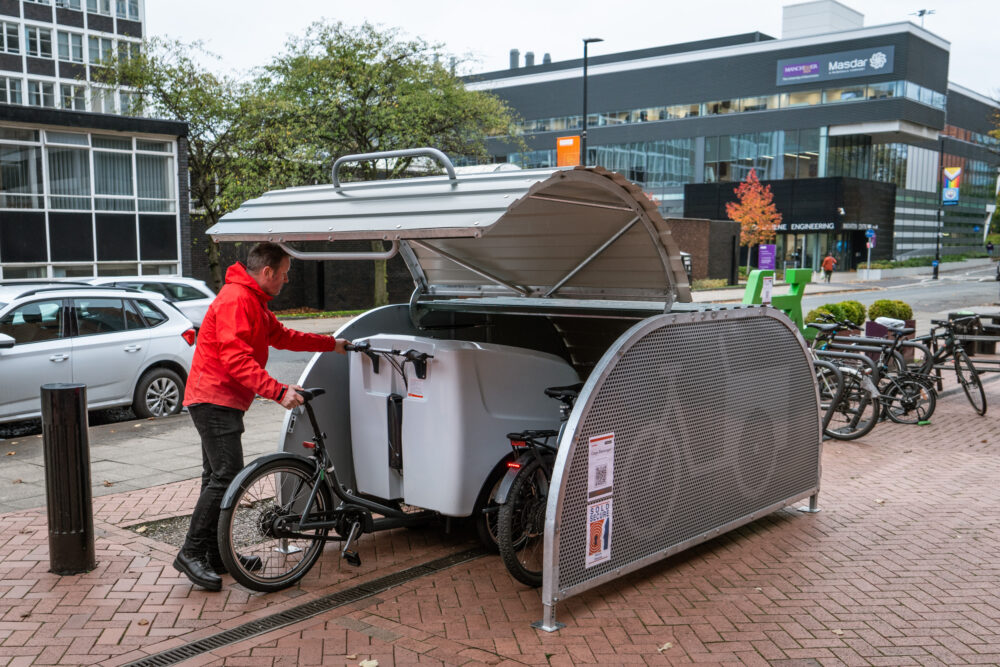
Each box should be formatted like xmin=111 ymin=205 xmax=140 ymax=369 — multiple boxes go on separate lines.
xmin=181 ymin=328 xmax=196 ymax=346
xmin=506 ymin=461 xmax=521 ymax=470
xmin=509 ymin=440 xmax=526 ymax=448
xmin=302 ymin=440 xmax=316 ymax=449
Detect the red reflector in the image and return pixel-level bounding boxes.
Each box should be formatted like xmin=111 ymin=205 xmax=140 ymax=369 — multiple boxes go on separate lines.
xmin=181 ymin=329 xmax=196 ymax=346
xmin=509 ymin=440 xmax=526 ymax=448
xmin=506 ymin=461 xmax=521 ymax=469
xmin=302 ymin=441 xmax=316 ymax=449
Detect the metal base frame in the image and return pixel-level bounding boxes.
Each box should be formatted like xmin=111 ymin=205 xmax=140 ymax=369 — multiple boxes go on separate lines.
xmin=532 ymin=603 xmax=564 ymax=633
xmin=798 ymin=493 xmax=822 ymax=513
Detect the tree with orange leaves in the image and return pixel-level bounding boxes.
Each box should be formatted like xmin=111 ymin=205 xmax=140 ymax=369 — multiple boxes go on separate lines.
xmin=725 ymin=169 xmax=782 ymax=274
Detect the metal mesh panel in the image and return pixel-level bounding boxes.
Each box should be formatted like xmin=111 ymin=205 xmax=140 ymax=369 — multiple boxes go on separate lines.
xmin=554 ymin=310 xmax=820 ymax=594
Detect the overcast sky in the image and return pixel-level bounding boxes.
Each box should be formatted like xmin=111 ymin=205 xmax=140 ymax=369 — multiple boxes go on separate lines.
xmin=146 ymin=0 xmax=997 ymax=98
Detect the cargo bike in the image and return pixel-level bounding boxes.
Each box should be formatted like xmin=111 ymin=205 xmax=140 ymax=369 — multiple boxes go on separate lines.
xmin=209 ymin=149 xmax=823 ymax=630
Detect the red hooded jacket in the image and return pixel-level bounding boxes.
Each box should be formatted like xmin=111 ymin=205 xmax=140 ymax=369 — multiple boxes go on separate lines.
xmin=183 ymin=262 xmax=337 ymax=411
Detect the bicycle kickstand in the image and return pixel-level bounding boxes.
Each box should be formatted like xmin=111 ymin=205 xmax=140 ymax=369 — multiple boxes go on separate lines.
xmin=340 ymin=521 xmax=363 ymax=567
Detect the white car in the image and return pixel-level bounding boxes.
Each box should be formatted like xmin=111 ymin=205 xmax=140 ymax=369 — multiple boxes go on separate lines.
xmin=85 ymin=276 xmax=216 ymax=329
xmin=0 ymin=282 xmax=196 ymax=424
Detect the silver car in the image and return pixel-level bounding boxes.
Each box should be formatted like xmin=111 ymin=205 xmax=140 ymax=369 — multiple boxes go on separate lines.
xmin=0 ymin=283 xmax=195 ymax=423
xmin=85 ymin=275 xmax=216 ymax=329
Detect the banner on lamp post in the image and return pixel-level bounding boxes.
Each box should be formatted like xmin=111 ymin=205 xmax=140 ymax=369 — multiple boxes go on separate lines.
xmin=942 ymin=166 xmax=962 ymax=206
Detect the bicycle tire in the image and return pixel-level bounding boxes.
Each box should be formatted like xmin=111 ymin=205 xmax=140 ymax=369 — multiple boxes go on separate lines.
xmin=954 ymin=348 xmax=987 ymax=415
xmin=824 ymin=370 xmax=879 ymax=440
xmin=497 ymin=455 xmax=553 ymax=587
xmin=883 ymin=378 xmax=936 ymax=424
xmin=218 ymin=457 xmax=333 ymax=592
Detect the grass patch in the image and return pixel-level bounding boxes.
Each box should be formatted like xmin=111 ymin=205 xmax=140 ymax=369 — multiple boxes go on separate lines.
xmin=691 ymin=278 xmax=731 ymax=290
xmin=274 ymin=307 xmax=367 ymax=319
xmin=866 ymin=252 xmax=989 ymax=269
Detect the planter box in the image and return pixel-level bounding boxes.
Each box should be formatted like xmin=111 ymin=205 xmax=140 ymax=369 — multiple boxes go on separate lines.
xmin=865 ymin=319 xmax=916 ymax=363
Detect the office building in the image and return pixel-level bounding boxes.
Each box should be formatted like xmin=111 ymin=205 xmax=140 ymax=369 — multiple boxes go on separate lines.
xmin=0 ymin=0 xmax=190 ymax=279
xmin=468 ymin=0 xmax=999 ymax=270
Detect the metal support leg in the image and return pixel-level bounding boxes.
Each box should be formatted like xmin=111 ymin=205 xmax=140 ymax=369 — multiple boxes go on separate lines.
xmin=532 ymin=601 xmax=564 ymax=632
xmin=798 ymin=493 xmax=821 ymax=513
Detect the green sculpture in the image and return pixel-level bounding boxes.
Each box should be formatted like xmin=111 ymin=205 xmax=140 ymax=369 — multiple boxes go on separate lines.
xmin=742 ymin=269 xmax=813 ymax=335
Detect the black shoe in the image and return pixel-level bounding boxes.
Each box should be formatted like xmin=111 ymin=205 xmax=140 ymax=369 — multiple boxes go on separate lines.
xmin=207 ymin=551 xmax=263 ymax=575
xmin=173 ymin=551 xmax=222 ymax=591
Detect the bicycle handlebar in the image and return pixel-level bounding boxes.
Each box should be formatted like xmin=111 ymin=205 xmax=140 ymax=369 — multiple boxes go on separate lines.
xmin=344 ymin=341 xmax=434 ymax=361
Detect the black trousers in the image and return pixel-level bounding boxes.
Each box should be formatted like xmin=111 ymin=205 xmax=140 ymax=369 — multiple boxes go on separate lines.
xmin=181 ymin=403 xmax=245 ymax=556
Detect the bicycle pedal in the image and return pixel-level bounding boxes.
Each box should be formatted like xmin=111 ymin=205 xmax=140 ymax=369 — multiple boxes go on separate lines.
xmin=343 ymin=550 xmax=361 ymax=567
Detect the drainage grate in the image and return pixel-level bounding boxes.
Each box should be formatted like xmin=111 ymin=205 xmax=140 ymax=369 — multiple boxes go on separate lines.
xmin=125 ymin=547 xmax=485 ymax=667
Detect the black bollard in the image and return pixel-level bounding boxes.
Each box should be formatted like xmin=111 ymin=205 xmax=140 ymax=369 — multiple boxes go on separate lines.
xmin=41 ymin=383 xmax=96 ymax=575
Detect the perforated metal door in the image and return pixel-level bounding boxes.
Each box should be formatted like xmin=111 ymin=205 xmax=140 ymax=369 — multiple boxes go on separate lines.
xmin=543 ymin=307 xmax=821 ymax=606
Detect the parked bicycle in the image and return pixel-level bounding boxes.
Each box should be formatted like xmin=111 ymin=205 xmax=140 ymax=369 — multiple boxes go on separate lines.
xmin=494 ymin=383 xmax=582 ymax=587
xmin=915 ymin=315 xmax=987 ymax=415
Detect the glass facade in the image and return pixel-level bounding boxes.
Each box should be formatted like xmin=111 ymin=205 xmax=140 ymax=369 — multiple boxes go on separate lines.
xmin=0 ymin=126 xmax=180 ymax=279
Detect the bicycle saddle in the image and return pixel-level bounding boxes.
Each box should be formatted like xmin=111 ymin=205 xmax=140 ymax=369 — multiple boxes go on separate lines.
xmin=874 ymin=317 xmax=913 ymax=335
xmin=545 ymin=382 xmax=584 ymax=400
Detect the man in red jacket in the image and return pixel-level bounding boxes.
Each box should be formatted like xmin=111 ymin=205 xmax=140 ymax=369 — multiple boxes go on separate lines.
xmin=174 ymin=242 xmax=349 ymax=591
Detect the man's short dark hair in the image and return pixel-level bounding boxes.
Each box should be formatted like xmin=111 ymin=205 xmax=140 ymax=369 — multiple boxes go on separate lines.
xmin=246 ymin=242 xmax=289 ymax=273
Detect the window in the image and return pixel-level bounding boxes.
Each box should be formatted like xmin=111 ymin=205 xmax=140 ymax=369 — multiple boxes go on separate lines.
xmin=706 ymin=99 xmax=740 ymax=115
xmin=27 ymin=80 xmax=55 ymax=107
xmin=94 ymin=146 xmax=133 ymax=210
xmin=91 ymin=86 xmax=114 ymax=113
xmin=56 ymin=0 xmax=83 ymax=9
xmin=73 ymin=297 xmax=127 ymax=335
xmin=119 ymin=89 xmax=138 ymax=115
xmin=118 ymin=40 xmax=139 ymax=64
xmin=88 ymin=35 xmax=112 ymax=64
xmin=136 ymin=153 xmax=175 ymax=211
xmin=133 ymin=299 xmax=167 ymax=327
xmin=0 ymin=77 xmax=23 ymax=105
xmin=57 ymin=31 xmax=83 ymax=62
xmin=823 ymin=85 xmax=866 ymax=103
xmin=741 ymin=95 xmax=777 ymax=112
xmin=0 ymin=300 xmax=63 ymax=345
xmin=0 ymin=22 xmax=18 ymax=54
xmin=0 ymin=143 xmax=43 ymax=209
xmin=783 ymin=90 xmax=822 ymax=107
xmin=25 ymin=27 xmax=52 ymax=59
xmin=115 ymin=0 xmax=139 ymax=20
xmin=86 ymin=0 xmax=112 ymax=15
xmin=60 ymin=83 xmax=85 ymax=110
xmin=867 ymin=81 xmax=898 ymax=100
xmin=47 ymin=145 xmax=91 ymax=209
xmin=24 ymin=0 xmax=51 ymax=5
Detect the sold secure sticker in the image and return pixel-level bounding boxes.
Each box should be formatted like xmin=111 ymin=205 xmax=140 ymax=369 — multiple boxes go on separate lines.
xmin=585 ymin=498 xmax=613 ymax=568
xmin=406 ymin=377 xmax=425 ymax=400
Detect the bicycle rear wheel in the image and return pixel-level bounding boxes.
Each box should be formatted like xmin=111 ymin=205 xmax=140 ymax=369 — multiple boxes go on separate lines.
xmin=883 ymin=378 xmax=936 ymax=424
xmin=954 ymin=349 xmax=987 ymax=415
xmin=825 ymin=371 xmax=879 ymax=440
xmin=218 ymin=457 xmax=333 ymax=592
xmin=497 ymin=456 xmax=552 ymax=587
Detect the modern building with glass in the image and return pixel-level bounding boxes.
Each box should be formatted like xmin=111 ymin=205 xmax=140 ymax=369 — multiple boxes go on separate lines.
xmin=467 ymin=0 xmax=999 ymax=270
xmin=0 ymin=0 xmax=190 ymax=280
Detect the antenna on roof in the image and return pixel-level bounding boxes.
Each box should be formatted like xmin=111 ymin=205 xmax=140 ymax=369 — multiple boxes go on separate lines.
xmin=909 ymin=8 xmax=935 ymax=28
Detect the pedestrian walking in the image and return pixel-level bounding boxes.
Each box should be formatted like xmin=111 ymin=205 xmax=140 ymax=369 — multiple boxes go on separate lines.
xmin=987 ymin=241 xmax=994 ymax=257
xmin=821 ymin=252 xmax=837 ymax=283
xmin=173 ymin=242 xmax=349 ymax=591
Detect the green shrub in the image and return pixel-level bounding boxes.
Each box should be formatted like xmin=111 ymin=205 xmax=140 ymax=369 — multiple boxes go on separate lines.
xmin=893 ymin=300 xmax=913 ymax=320
xmin=867 ymin=299 xmax=912 ymax=321
xmin=838 ymin=300 xmax=866 ymax=327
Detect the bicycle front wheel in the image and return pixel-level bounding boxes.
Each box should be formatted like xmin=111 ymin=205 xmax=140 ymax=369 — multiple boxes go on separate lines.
xmin=825 ymin=371 xmax=880 ymax=440
xmin=497 ymin=456 xmax=553 ymax=587
xmin=883 ymin=378 xmax=936 ymax=424
xmin=955 ymin=349 xmax=987 ymax=415
xmin=218 ymin=457 xmax=333 ymax=592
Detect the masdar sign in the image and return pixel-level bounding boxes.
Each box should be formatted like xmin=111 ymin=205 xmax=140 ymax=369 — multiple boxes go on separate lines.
xmin=777 ymin=46 xmax=895 ymax=85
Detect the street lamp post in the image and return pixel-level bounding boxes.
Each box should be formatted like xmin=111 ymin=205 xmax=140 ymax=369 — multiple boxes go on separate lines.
xmin=934 ymin=135 xmax=944 ymax=280
xmin=581 ymin=37 xmax=603 ymax=166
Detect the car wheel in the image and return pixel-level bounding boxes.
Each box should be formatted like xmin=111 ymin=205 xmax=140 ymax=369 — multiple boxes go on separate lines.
xmin=133 ymin=368 xmax=184 ymax=418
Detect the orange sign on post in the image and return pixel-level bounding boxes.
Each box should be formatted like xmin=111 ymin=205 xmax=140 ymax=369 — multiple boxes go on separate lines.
xmin=556 ymin=136 xmax=581 ymax=167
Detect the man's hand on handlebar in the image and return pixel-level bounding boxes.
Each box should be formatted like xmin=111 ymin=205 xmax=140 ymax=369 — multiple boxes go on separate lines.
xmin=280 ymin=384 xmax=305 ymax=410
xmin=332 ymin=338 xmax=351 ymax=355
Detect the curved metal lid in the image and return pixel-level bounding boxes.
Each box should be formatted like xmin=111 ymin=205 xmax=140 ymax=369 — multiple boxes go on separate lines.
xmin=208 ymin=165 xmax=690 ymax=303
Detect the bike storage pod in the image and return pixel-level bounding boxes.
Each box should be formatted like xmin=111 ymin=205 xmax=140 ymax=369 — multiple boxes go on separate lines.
xmin=207 ymin=148 xmax=823 ymax=630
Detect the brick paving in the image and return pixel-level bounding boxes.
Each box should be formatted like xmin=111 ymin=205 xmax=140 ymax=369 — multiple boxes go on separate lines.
xmin=1 ymin=375 xmax=999 ymax=665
